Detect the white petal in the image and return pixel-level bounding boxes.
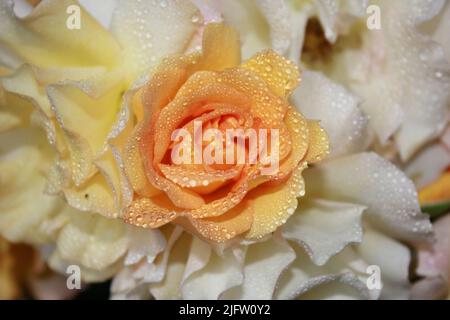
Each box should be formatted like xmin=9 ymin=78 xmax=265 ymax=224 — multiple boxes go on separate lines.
xmin=124 ymin=227 xmax=166 ymax=266
xmin=405 ymin=143 xmax=450 ymax=189
xmin=304 ymin=152 xmax=433 ymax=241
xmin=424 ymin=0 xmax=450 ymax=61
xmin=78 ymin=0 xmax=117 ymax=28
xmin=149 ymin=232 xmax=192 ymax=299
xmin=181 ymin=237 xmax=212 ymax=284
xmin=275 ymin=244 xmax=373 ymax=300
xmin=181 ymin=245 xmax=244 ymax=300
xmin=355 ymin=229 xmax=411 ymax=299
xmin=110 ymin=0 xmax=200 ymax=82
xmin=254 ymin=0 xmax=291 ymax=54
xmin=110 ymin=226 xmax=183 ymax=299
xmin=315 ymin=0 xmax=368 ymax=43
xmin=222 ymin=236 xmax=295 ymax=300
xmin=217 ymin=0 xmax=270 ymax=59
xmin=283 ymin=199 xmax=365 ymax=266
xmin=292 ymin=71 xmax=369 ymax=157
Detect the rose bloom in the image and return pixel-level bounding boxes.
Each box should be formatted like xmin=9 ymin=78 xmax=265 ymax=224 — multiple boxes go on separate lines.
xmin=121 ymin=23 xmax=329 ymax=242
xmin=0 ymin=0 xmax=437 ymax=300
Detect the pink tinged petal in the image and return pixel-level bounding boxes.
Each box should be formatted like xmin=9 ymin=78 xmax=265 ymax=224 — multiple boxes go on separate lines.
xmin=417 ymin=214 xmax=450 ymax=280
xmin=410 ymin=276 xmax=449 ymax=300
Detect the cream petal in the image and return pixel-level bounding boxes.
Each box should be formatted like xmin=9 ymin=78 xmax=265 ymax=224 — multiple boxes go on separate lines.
xmin=352 ymin=1 xmax=449 ymax=160
xmin=181 ymin=245 xmax=245 ymax=300
xmin=149 ymin=233 xmax=193 ymax=299
xmin=110 ymin=227 xmax=183 ymax=299
xmin=54 ymin=211 xmax=128 ymax=272
xmin=292 ymin=71 xmax=370 ymax=157
xmin=48 ymin=249 xmax=122 ymax=283
xmin=181 ymin=237 xmax=212 ymax=284
xmin=405 ymin=143 xmax=450 ymax=189
xmin=304 ymin=152 xmax=433 ymax=242
xmin=355 ymin=229 xmax=411 ymax=299
xmin=254 ymin=0 xmax=291 ymax=55
xmin=0 ymin=126 xmax=63 ymax=243
xmin=110 ymin=0 xmax=201 ymax=83
xmin=217 ymin=0 xmax=271 ymax=59
xmin=78 ymin=0 xmax=117 ymax=28
xmin=423 ymin=0 xmax=450 ymax=61
xmin=124 ymin=227 xmax=166 ymax=266
xmin=275 ymin=244 xmax=373 ymax=300
xmin=221 ymin=236 xmax=295 ymax=300
xmin=314 ymin=0 xmax=368 ymax=43
xmin=283 ymin=199 xmax=365 ymax=266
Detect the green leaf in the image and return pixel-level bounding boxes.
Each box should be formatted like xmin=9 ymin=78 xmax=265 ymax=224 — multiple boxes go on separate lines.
xmin=422 ymin=200 xmax=450 ymax=220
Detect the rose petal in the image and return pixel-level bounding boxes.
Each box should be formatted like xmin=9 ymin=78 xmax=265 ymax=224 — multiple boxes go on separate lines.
xmin=54 ymin=210 xmax=128 ymax=271
xmin=355 ymin=229 xmax=411 ymax=299
xmin=0 ymin=0 xmax=120 ymax=69
xmin=245 ymin=163 xmax=306 ymax=240
xmin=304 ymin=152 xmax=433 ymax=242
xmin=283 ymin=199 xmax=365 ymax=266
xmin=292 ymin=71 xmax=369 ymax=158
xmin=405 ymin=143 xmax=450 ymax=189
xmin=417 ymin=214 xmax=450 ymax=279
xmin=181 ymin=244 xmax=244 ymax=299
xmin=275 ymin=244 xmax=373 ymax=300
xmin=222 ymin=236 xmax=295 ymax=300
xmin=110 ymin=0 xmax=200 ymax=82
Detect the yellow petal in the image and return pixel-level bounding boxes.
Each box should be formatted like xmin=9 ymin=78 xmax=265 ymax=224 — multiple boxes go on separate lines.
xmin=0 ymin=0 xmax=120 ymax=68
xmin=245 ymin=163 xmax=307 ymax=239
xmin=47 ymin=77 xmax=124 ymax=185
xmin=304 ymin=120 xmax=330 ymax=163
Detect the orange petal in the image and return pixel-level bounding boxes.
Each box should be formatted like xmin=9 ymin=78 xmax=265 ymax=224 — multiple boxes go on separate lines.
xmin=198 ymin=23 xmax=241 ymax=71
xmin=419 ymin=171 xmax=450 ymax=205
xmin=159 ymin=164 xmax=241 ymax=191
xmin=123 ymin=196 xmax=178 ymax=228
xmin=242 ymin=49 xmax=300 ymax=97
xmin=183 ymin=201 xmax=253 ymax=243
xmin=123 ymin=132 xmax=161 ymax=198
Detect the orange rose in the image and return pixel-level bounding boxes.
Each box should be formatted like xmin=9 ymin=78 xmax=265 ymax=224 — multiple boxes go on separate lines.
xmin=122 ymin=24 xmax=329 ymax=242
